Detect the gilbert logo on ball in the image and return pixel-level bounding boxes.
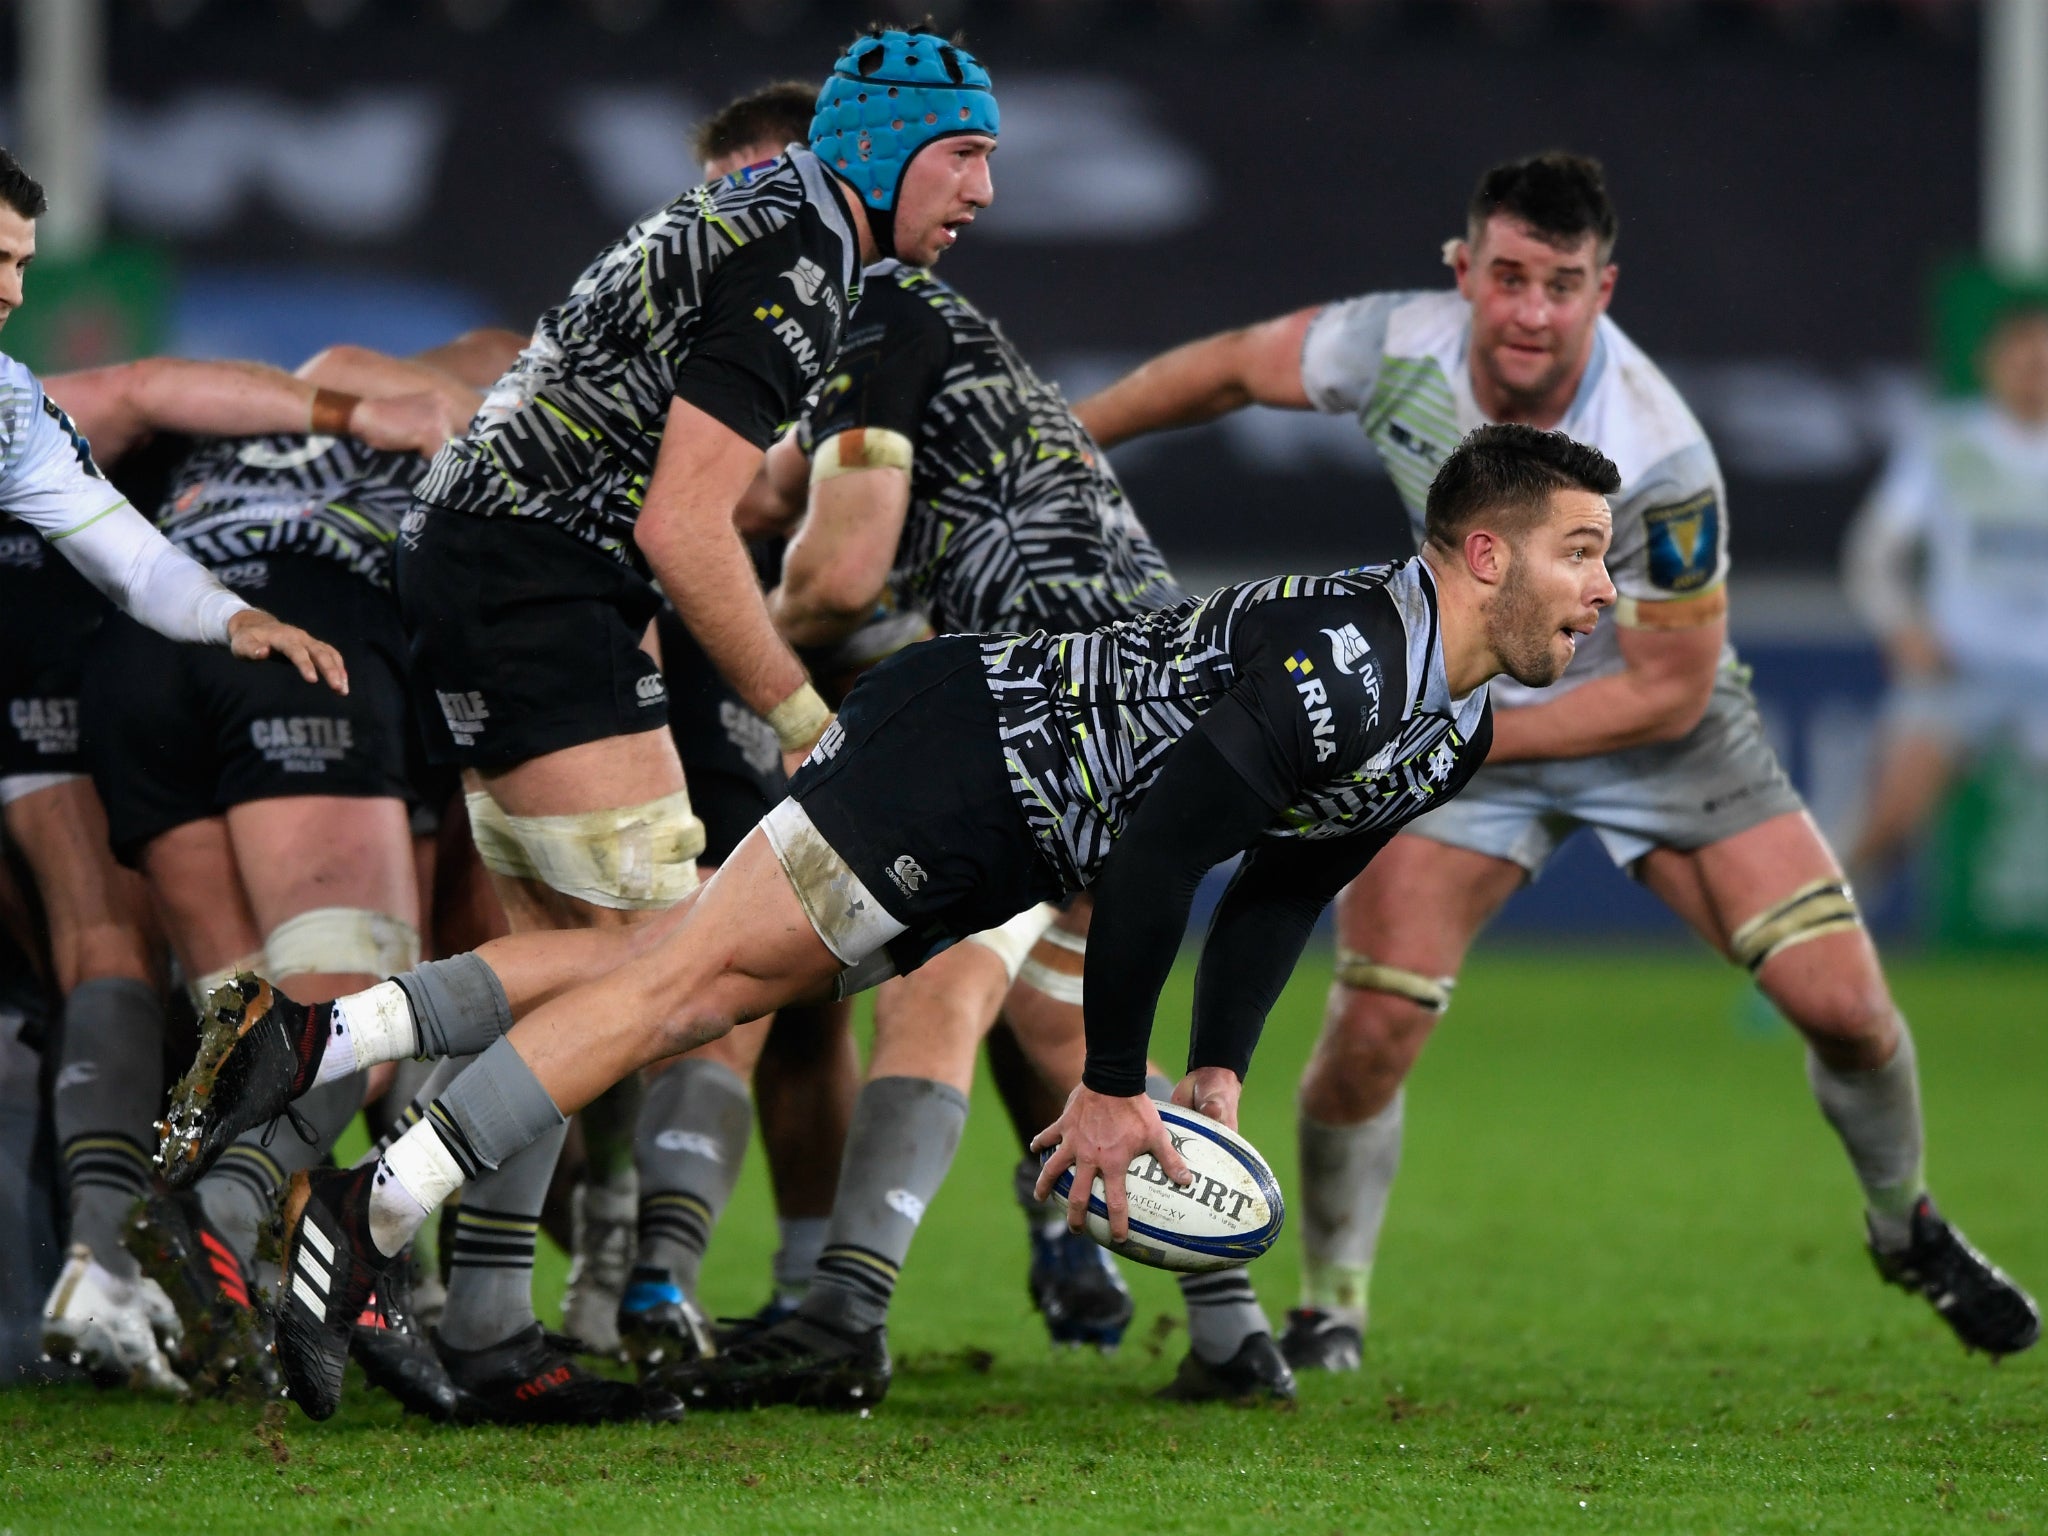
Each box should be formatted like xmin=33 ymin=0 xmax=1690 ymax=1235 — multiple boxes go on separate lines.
xmin=1048 ymin=1103 xmax=1285 ymax=1273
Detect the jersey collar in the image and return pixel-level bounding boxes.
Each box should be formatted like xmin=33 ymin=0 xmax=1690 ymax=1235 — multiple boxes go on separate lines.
xmin=1400 ymin=558 xmax=1489 ymax=731
xmin=789 ymin=145 xmax=861 ymax=303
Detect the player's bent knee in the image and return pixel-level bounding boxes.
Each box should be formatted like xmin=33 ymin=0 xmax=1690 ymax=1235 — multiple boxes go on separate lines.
xmin=265 ymin=906 xmax=420 ymax=982
xmin=1332 ymin=946 xmax=1455 ymax=1015
xmin=1728 ymin=879 xmax=1861 ymax=974
xmin=465 ymin=788 xmax=704 ymax=910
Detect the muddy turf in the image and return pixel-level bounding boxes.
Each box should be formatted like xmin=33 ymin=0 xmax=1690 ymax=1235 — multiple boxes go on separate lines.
xmin=6 ymin=951 xmax=2045 ymax=1535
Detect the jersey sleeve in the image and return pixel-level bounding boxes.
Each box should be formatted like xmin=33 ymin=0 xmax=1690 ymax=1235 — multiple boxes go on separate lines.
xmin=1843 ymin=428 xmax=1942 ymax=635
xmin=1199 ymin=589 xmax=1411 ymax=810
xmin=1608 ymin=438 xmax=1729 ymax=605
xmin=0 ymin=378 xmax=130 ymax=538
xmin=1298 ymin=293 xmax=1400 ymax=416
xmin=671 ymin=219 xmax=845 ymax=449
xmin=802 ymin=279 xmax=950 ymax=453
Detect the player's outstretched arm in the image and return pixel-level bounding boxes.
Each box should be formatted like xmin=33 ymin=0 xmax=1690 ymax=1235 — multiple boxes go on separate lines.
xmin=638 ymin=396 xmax=825 ymax=762
xmin=1071 ymin=307 xmax=1318 ymax=449
xmin=1033 ymin=728 xmax=1284 ymax=1238
xmin=1487 ymin=594 xmax=1724 ymax=763
xmin=768 ymin=451 xmax=912 ymax=648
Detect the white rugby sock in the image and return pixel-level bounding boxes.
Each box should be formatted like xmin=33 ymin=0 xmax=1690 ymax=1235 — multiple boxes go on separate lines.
xmin=313 ymin=981 xmax=419 ymax=1087
xmin=1807 ymin=1022 xmax=1925 ymax=1252
xmin=1298 ymin=1093 xmax=1405 ymax=1330
xmin=369 ymin=1119 xmax=468 ymax=1258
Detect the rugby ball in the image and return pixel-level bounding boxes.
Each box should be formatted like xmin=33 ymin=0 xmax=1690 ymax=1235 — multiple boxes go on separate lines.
xmin=1046 ymin=1103 xmax=1285 ymax=1273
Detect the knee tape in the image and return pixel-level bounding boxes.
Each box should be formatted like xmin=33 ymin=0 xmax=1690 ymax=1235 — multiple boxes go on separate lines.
xmin=1015 ymin=919 xmax=1086 ymax=1006
xmin=187 ymin=952 xmax=266 ymax=1014
xmin=1333 ymin=946 xmax=1455 ymax=1014
xmin=464 ymin=788 xmax=705 ymax=910
xmin=1729 ymin=878 xmax=1862 ymax=973
xmin=967 ymin=902 xmax=1059 ymax=984
xmin=265 ymin=907 xmax=421 ymax=981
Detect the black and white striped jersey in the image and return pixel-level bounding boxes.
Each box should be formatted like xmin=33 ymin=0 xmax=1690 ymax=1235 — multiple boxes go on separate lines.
xmin=980 ymin=557 xmax=1492 ymax=888
xmin=157 ymin=434 xmax=423 ymax=590
xmin=414 ymin=149 xmax=859 ymax=570
xmin=799 ymin=261 xmax=1182 ymax=634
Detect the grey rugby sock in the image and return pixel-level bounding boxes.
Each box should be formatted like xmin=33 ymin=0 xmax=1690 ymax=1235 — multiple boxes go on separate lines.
xmin=199 ymin=1073 xmax=368 ymax=1268
xmin=800 ymin=1076 xmax=969 ymax=1335
xmin=395 ymin=954 xmax=512 ymax=1059
xmin=633 ymin=1059 xmax=751 ymax=1295
xmin=437 ymin=1119 xmax=571 ymax=1351
xmin=53 ymin=978 xmax=162 ymax=1279
xmin=1297 ymin=1091 xmax=1404 ymax=1328
xmin=426 ymin=1034 xmax=567 ymax=1173
xmin=774 ymin=1217 xmax=829 ymax=1305
xmin=1178 ymin=1267 xmax=1271 ymax=1365
xmin=1807 ymin=1020 xmax=1926 ymax=1251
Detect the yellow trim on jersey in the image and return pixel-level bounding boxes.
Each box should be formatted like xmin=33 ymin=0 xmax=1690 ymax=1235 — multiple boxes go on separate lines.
xmin=44 ymin=496 xmax=133 ymax=541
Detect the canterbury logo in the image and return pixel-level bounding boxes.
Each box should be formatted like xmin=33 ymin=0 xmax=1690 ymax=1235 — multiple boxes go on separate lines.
xmin=782 ymin=257 xmax=828 ymax=306
xmin=889 ymin=854 xmax=928 ymax=895
xmin=653 ymin=1129 xmax=722 ymax=1161
xmin=634 ymin=673 xmax=666 ymax=703
xmin=885 ymin=1188 xmax=927 ymax=1223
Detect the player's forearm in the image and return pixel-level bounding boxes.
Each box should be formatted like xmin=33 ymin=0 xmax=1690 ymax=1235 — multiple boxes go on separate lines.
xmin=1188 ymin=836 xmax=1378 ymax=1080
xmin=768 ymin=577 xmax=881 ymax=650
xmin=1486 ymin=667 xmax=1713 ymax=762
xmin=1073 ymin=337 xmax=1259 ymax=449
xmin=55 ymin=502 xmax=249 ymax=644
xmin=642 ymin=513 xmax=810 ymax=719
xmin=295 ymin=344 xmax=479 ymax=421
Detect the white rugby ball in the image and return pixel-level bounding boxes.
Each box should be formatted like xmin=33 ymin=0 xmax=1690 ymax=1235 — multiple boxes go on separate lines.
xmin=1047 ymin=1102 xmax=1285 ymax=1274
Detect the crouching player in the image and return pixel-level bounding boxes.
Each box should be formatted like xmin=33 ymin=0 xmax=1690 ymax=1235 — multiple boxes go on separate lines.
xmin=163 ymin=424 xmax=1618 ymax=1421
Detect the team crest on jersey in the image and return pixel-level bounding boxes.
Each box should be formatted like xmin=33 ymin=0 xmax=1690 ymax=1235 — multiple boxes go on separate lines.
xmin=783 ymin=258 xmax=828 ymax=306
xmin=1644 ymin=490 xmax=1720 ymax=594
xmin=1321 ymin=624 xmax=1371 ymax=675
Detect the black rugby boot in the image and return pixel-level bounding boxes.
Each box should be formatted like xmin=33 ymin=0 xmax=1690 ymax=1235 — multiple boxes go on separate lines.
xmin=351 ymin=1248 xmax=470 ymax=1422
xmin=1870 ymin=1197 xmax=2039 ymax=1359
xmin=159 ymin=976 xmax=331 ymax=1189
xmin=615 ymin=1265 xmax=716 ymax=1374
xmin=275 ymin=1166 xmax=395 ymax=1420
xmin=1027 ymin=1226 xmax=1136 ymax=1351
xmin=1156 ymin=1332 xmax=1297 ymax=1404
xmin=655 ymin=1312 xmax=890 ymax=1412
xmin=124 ymin=1189 xmax=281 ymax=1399
xmin=1279 ymin=1307 xmax=1363 ymax=1373
xmin=436 ymin=1323 xmax=684 ymax=1425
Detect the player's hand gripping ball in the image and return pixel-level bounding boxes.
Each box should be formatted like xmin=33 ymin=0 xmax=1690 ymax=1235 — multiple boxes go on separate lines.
xmin=1045 ymin=1102 xmax=1285 ymax=1273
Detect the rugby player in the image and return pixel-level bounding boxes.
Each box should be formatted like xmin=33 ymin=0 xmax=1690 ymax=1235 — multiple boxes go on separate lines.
xmin=333 ymin=28 xmax=997 ymax=1421
xmin=0 ymin=166 xmax=447 ymax=1385
xmin=164 ymin=422 xmax=1620 ymax=1421
xmin=1073 ymin=152 xmax=2040 ymax=1369
xmin=635 ymin=237 xmax=1188 ymax=1404
xmin=1843 ymin=301 xmax=2048 ymax=884
xmin=83 ymin=340 xmax=483 ymax=1404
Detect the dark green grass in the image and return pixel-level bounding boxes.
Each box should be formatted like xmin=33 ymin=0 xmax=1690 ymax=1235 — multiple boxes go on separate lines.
xmin=6 ymin=951 xmax=2045 ymax=1534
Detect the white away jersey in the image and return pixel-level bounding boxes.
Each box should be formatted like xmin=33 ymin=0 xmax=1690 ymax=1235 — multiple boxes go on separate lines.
xmin=1853 ymin=400 xmax=2048 ymax=677
xmin=1299 ymin=289 xmax=1730 ymax=705
xmin=0 ymin=352 xmax=129 ymax=542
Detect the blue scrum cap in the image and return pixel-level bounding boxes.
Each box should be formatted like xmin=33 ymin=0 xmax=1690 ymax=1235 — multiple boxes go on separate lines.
xmin=810 ymin=27 xmax=998 ymax=222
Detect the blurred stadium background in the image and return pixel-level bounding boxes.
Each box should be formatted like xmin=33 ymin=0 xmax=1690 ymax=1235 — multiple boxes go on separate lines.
xmin=11 ymin=0 xmax=2048 ymax=950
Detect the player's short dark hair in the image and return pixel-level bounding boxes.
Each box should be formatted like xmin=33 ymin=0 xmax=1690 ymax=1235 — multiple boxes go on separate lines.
xmin=694 ymin=82 xmax=818 ymax=168
xmin=1467 ymin=151 xmax=1616 ymax=262
xmin=1424 ymin=423 xmax=1620 ymax=552
xmin=0 ymin=149 xmax=48 ymax=222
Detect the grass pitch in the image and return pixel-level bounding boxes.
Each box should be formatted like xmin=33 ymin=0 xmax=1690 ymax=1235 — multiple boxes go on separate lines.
xmin=5 ymin=949 xmax=2045 ymax=1534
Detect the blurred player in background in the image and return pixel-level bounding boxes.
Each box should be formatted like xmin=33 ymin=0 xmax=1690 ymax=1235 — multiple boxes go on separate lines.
xmin=1078 ymin=152 xmax=2039 ymax=1373
xmin=0 ymin=131 xmax=431 ymax=1388
xmin=1843 ymin=301 xmax=2048 ymax=886
xmin=78 ymin=339 xmax=478 ymax=1404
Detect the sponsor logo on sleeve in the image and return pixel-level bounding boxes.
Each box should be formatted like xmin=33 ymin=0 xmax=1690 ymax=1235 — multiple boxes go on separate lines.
xmin=754 ymin=302 xmax=824 ymax=380
xmin=1644 ymin=490 xmax=1720 ymax=594
xmin=1284 ymin=650 xmax=1337 ymax=762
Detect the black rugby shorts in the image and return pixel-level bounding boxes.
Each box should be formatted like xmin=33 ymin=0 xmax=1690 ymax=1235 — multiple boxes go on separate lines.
xmin=785 ymin=635 xmax=1063 ymax=978
xmin=656 ymin=605 xmax=786 ymax=867
xmin=0 ymin=537 xmax=110 ymax=782
xmin=84 ymin=554 xmax=412 ymax=866
xmin=397 ymin=507 xmax=669 ymax=770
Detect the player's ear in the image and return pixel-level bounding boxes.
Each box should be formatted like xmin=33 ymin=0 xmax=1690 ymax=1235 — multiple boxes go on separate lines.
xmin=1595 ymin=261 xmax=1618 ymax=314
xmin=1449 ymin=238 xmax=1474 ymax=297
xmin=1462 ymin=527 xmax=1506 ymax=586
